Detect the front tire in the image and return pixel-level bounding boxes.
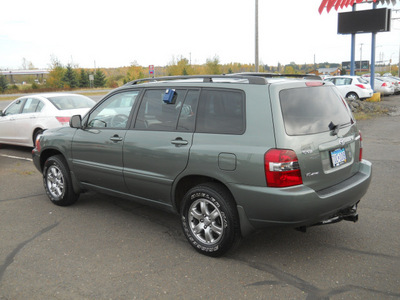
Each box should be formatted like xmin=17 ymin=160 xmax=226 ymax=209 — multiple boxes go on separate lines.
xmin=180 ymin=183 xmax=241 ymax=257
xmin=43 ymin=155 xmax=79 ymax=206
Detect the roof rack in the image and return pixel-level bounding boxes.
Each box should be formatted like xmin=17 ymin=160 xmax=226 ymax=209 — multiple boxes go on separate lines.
xmin=230 ymin=72 xmax=322 ymax=80
xmin=124 ymin=75 xmax=267 ymax=86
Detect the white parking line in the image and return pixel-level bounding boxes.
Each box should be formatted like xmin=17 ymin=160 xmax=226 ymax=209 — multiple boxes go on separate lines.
xmin=0 ymin=154 xmax=33 ymax=162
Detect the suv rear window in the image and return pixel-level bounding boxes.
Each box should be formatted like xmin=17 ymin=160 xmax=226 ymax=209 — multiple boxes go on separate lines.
xmin=280 ymin=86 xmax=352 ymax=136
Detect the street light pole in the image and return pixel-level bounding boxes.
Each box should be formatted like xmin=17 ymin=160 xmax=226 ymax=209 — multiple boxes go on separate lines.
xmin=255 ymin=0 xmax=259 ymax=72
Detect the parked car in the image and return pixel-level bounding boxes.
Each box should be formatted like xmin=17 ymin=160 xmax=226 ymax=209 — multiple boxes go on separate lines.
xmin=364 ymin=77 xmax=395 ymax=96
xmin=32 ymin=74 xmax=372 ymax=257
xmin=0 ymin=93 xmax=95 ymax=147
xmin=378 ymin=76 xmax=400 ymax=94
xmin=324 ymin=76 xmax=373 ymax=100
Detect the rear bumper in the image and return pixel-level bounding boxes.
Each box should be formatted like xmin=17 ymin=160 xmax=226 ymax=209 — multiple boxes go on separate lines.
xmin=231 ymin=159 xmax=372 ymax=235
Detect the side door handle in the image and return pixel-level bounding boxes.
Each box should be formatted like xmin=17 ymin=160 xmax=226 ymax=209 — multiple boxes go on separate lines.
xmin=110 ymin=135 xmax=123 ymax=142
xmin=171 ymin=137 xmax=188 ymax=146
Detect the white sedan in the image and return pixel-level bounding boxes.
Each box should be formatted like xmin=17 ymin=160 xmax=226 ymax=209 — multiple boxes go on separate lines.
xmin=0 ymin=93 xmax=95 ymax=147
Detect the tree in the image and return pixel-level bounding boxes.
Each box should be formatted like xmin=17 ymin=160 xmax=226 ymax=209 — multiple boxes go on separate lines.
xmin=79 ymin=69 xmax=89 ymax=88
xmin=62 ymin=64 xmax=78 ymax=88
xmin=205 ymin=56 xmax=221 ymax=74
xmin=46 ymin=55 xmax=65 ymax=88
xmin=94 ymin=69 xmax=106 ymax=87
xmin=0 ymin=75 xmax=8 ymax=93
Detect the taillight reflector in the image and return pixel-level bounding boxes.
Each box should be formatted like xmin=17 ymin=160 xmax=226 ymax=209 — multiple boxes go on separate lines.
xmin=264 ymin=149 xmax=303 ymax=187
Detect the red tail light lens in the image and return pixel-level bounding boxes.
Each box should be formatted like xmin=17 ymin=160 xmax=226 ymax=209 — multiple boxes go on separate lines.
xmin=355 ymin=84 xmax=366 ymax=89
xmin=56 ymin=116 xmax=71 ymax=125
xmin=358 ymin=131 xmax=363 ymax=161
xmin=264 ymin=149 xmax=303 ymax=187
xmin=382 ymin=82 xmax=388 ymax=87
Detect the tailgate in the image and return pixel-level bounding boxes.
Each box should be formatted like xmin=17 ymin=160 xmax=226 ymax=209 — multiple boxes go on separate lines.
xmin=269 ymin=81 xmax=362 ymax=191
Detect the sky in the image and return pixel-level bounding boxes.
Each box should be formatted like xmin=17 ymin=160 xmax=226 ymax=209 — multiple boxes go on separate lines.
xmin=1 ymin=0 xmax=400 ymax=70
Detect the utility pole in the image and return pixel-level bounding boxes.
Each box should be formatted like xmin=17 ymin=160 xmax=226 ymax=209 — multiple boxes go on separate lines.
xmin=255 ymin=0 xmax=259 ymax=72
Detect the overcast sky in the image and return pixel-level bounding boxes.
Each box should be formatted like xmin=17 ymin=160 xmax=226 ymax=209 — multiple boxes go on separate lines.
xmin=1 ymin=0 xmax=400 ymax=70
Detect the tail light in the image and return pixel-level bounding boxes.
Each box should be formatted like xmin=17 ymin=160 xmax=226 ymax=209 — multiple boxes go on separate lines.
xmin=264 ymin=149 xmax=303 ymax=187
xmin=358 ymin=131 xmax=363 ymax=161
xmin=355 ymin=84 xmax=366 ymax=89
xmin=382 ymin=82 xmax=388 ymax=87
xmin=56 ymin=116 xmax=71 ymax=126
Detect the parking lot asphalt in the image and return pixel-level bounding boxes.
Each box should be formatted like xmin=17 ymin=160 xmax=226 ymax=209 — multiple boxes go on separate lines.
xmin=0 ymin=97 xmax=399 ymax=299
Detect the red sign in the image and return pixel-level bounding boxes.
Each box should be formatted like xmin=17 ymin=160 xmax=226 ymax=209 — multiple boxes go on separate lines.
xmin=318 ymin=0 xmax=394 ymax=14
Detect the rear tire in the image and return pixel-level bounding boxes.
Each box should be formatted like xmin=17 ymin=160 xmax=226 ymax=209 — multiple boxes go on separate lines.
xmin=32 ymin=129 xmax=43 ymax=147
xmin=180 ymin=183 xmax=241 ymax=257
xmin=43 ymin=155 xmax=79 ymax=206
xmin=346 ymin=92 xmax=359 ymax=101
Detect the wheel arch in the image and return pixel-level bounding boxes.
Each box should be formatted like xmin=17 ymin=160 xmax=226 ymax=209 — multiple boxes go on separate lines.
xmin=173 ymin=175 xmax=237 ymax=213
xmin=39 ymin=149 xmax=83 ymax=195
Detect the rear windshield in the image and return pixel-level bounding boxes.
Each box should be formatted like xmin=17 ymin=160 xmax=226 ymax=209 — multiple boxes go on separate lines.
xmin=47 ymin=95 xmax=95 ymax=110
xmin=280 ymin=86 xmax=352 ymax=136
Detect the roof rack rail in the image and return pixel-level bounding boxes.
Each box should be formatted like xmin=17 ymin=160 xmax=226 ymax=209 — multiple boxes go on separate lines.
xmin=230 ymin=72 xmax=322 ymax=80
xmin=124 ymin=75 xmax=267 ymax=86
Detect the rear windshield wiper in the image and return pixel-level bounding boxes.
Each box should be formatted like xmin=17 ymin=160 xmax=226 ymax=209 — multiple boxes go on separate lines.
xmin=329 ymin=121 xmax=340 ymax=136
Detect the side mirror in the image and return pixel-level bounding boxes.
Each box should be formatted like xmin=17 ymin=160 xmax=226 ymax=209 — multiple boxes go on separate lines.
xmin=70 ymin=115 xmax=82 ymax=128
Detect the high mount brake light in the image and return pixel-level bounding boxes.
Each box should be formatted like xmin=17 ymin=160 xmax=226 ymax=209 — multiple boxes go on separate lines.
xmin=264 ymin=149 xmax=303 ymax=188
xmin=306 ymin=81 xmax=324 ymax=87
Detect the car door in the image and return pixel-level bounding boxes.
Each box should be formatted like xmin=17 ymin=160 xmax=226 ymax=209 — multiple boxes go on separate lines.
xmin=71 ymin=90 xmax=140 ymax=193
xmin=0 ymin=98 xmax=26 ymax=144
xmin=123 ymin=88 xmax=199 ymax=205
xmin=15 ymin=97 xmax=44 ymax=145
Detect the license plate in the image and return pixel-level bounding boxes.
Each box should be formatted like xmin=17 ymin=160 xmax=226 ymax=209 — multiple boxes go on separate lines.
xmin=330 ymin=148 xmax=347 ymax=167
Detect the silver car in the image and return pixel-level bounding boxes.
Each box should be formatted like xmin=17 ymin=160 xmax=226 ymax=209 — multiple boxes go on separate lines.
xmin=364 ymin=77 xmax=394 ymax=96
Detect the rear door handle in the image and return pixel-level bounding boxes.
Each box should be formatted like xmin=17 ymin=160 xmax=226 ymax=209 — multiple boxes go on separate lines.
xmin=110 ymin=135 xmax=123 ymax=142
xmin=171 ymin=137 xmax=188 ymax=146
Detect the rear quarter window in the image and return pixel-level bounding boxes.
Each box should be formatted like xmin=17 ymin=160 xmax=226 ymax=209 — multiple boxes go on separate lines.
xmin=279 ymin=86 xmax=353 ymax=136
xmin=196 ymin=89 xmax=245 ymax=134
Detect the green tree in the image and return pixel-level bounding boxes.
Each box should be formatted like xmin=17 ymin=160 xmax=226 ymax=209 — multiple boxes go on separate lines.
xmin=94 ymin=69 xmax=106 ymax=87
xmin=0 ymin=75 xmax=8 ymax=93
xmin=62 ymin=64 xmax=78 ymax=88
xmin=46 ymin=56 xmax=65 ymax=88
xmin=79 ymin=69 xmax=89 ymax=87
xmin=205 ymin=56 xmax=221 ymax=74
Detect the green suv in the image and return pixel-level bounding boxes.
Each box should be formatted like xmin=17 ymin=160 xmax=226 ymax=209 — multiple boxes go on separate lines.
xmin=32 ymin=74 xmax=372 ymax=256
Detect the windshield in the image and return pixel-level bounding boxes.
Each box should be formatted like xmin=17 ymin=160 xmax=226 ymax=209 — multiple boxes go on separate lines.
xmin=279 ymin=86 xmax=353 ymax=136
xmin=47 ymin=95 xmax=95 ymax=110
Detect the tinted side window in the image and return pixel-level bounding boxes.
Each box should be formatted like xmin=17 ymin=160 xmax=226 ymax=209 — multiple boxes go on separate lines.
xmin=135 ymin=89 xmax=187 ymax=131
xmin=196 ymin=89 xmax=245 ymax=134
xmin=177 ymin=90 xmax=199 ymax=132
